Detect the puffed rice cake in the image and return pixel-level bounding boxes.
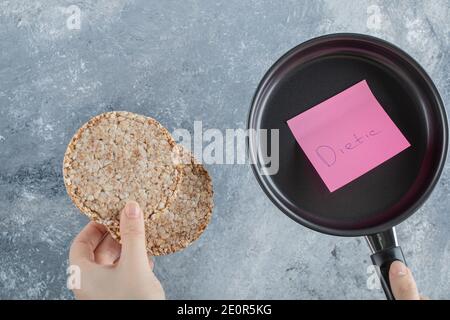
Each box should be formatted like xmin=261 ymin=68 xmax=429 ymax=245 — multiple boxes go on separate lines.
xmin=63 ymin=111 xmax=213 ymax=255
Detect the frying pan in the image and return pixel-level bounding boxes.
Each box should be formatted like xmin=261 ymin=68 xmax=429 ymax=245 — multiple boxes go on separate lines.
xmin=247 ymin=33 xmax=448 ymax=299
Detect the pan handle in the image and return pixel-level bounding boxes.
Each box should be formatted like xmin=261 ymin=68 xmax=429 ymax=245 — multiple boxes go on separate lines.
xmin=365 ymin=227 xmax=406 ymax=300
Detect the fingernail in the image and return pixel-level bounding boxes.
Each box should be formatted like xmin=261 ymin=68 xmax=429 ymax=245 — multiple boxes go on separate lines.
xmin=124 ymin=201 xmax=141 ymax=219
xmin=391 ymin=261 xmax=407 ymax=277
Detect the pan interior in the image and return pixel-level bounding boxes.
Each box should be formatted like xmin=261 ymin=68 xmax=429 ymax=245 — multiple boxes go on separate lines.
xmin=249 ymin=36 xmax=446 ymax=235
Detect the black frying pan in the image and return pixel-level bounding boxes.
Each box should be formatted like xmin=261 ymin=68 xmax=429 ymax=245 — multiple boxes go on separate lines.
xmin=247 ymin=33 xmax=448 ymax=299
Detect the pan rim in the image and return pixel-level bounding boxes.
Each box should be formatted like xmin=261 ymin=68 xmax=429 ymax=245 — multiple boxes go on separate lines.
xmin=247 ymin=33 xmax=448 ymax=237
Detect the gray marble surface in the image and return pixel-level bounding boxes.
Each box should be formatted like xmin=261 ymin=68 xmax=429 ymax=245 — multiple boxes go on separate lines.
xmin=0 ymin=0 xmax=449 ymax=299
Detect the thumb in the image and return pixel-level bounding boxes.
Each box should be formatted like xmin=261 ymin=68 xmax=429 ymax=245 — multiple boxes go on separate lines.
xmin=389 ymin=261 xmax=420 ymax=300
xmin=119 ymin=201 xmax=148 ymax=266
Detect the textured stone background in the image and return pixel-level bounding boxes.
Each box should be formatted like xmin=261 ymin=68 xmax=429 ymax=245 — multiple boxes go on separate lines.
xmin=0 ymin=0 xmax=449 ymax=299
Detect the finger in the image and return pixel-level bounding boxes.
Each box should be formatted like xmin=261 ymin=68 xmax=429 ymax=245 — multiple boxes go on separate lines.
xmin=118 ymin=201 xmax=148 ymax=266
xmin=94 ymin=233 xmax=121 ymax=265
xmin=389 ymin=261 xmax=420 ymax=300
xmin=70 ymin=221 xmax=108 ymax=265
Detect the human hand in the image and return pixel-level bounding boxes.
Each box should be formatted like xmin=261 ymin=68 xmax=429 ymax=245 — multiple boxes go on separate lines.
xmin=389 ymin=260 xmax=427 ymax=300
xmin=69 ymin=201 xmax=165 ymax=300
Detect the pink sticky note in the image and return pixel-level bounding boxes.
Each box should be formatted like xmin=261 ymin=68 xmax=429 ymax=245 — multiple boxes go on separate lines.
xmin=287 ymin=80 xmax=410 ymax=192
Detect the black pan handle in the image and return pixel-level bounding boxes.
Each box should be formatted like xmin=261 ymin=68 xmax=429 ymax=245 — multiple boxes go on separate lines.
xmin=365 ymin=228 xmax=406 ymax=300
